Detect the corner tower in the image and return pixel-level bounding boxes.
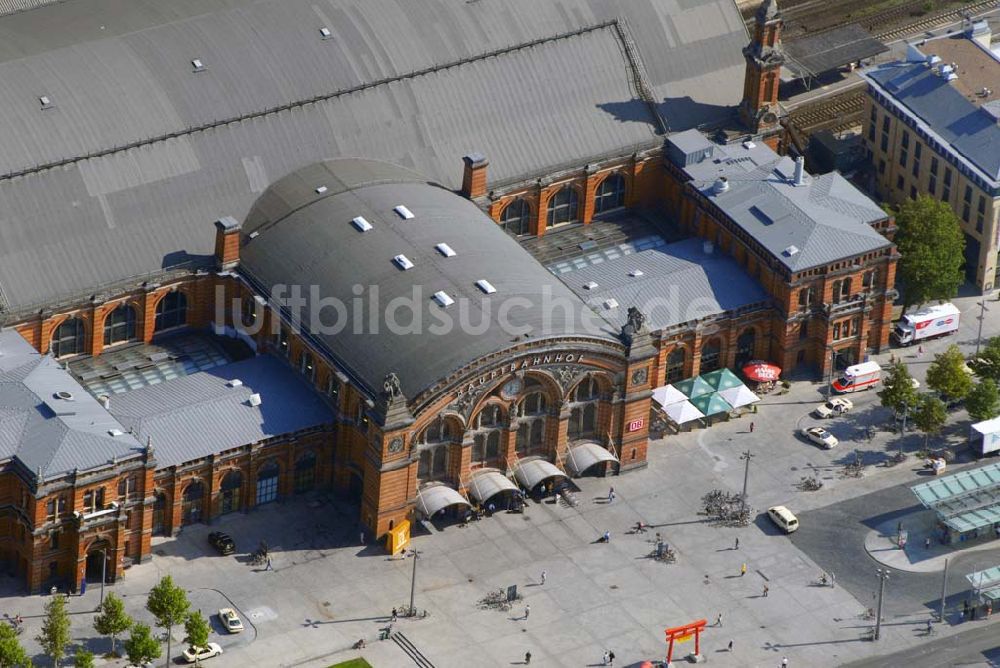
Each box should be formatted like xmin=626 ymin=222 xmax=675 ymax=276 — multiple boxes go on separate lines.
xmin=739 ymin=0 xmax=785 ymax=137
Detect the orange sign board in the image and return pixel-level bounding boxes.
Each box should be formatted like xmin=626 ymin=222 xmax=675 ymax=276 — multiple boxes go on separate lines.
xmin=387 ymin=519 xmax=411 ymax=555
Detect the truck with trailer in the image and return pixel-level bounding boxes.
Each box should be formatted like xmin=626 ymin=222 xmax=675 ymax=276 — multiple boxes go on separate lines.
xmin=892 ymin=303 xmax=961 ymax=346
xmin=831 ymin=361 xmax=882 ymax=394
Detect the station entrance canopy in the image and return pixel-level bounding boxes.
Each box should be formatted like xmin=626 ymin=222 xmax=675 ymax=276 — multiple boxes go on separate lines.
xmin=911 ymin=462 xmax=1000 ymax=534
xmin=782 ymin=24 xmax=888 ymax=86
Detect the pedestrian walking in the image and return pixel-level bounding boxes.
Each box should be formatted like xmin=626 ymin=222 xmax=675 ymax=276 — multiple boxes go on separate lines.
xmin=734 ymin=537 xmax=740 ymax=550
xmin=391 ymin=608 xmax=398 ymax=622
xmin=608 ymin=650 xmax=615 ymax=666
xmin=728 ymin=640 xmax=734 ymax=652
xmin=781 ymin=657 xmax=788 ymax=667
xmin=602 ymin=530 xmax=611 ymax=543
xmin=360 ymin=531 xmax=365 ymax=545
xmin=987 ymin=603 xmax=993 ymax=619
xmin=524 ymin=604 xmax=530 ymax=620
xmin=265 ymin=556 xmax=273 ymax=571
xmin=749 ymin=422 xmax=755 ymax=433
xmin=918 ymin=345 xmax=924 ymax=356
xmin=715 ymin=613 xmax=723 ymax=627
xmin=763 ymin=584 xmax=769 ymax=597
xmin=740 ymin=563 xmax=747 ymax=577
xmin=963 ymin=600 xmax=970 ymax=618
xmin=925 ymin=537 xmax=931 ymax=550
xmin=607 ymin=487 xmax=615 ymax=503
xmin=602 ymin=650 xmax=610 ymax=665
xmin=540 ymin=570 xmax=547 ymax=585
xmin=524 ymin=651 xmax=531 ymax=665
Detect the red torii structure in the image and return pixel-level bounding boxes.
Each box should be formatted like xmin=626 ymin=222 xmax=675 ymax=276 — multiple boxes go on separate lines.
xmin=665 ymin=619 xmax=707 ymax=663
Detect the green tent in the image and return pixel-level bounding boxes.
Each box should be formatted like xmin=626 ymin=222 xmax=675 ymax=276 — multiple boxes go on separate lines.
xmin=673 ymin=376 xmax=714 ymax=399
xmin=690 ymin=392 xmax=733 ymax=416
xmin=701 ymin=368 xmax=744 ymax=391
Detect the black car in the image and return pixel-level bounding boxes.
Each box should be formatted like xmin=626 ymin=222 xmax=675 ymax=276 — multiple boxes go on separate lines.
xmin=208 ymin=532 xmax=235 ymax=555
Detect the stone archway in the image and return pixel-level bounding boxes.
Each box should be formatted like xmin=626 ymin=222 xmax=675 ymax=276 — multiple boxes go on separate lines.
xmin=85 ymin=539 xmax=112 ymax=584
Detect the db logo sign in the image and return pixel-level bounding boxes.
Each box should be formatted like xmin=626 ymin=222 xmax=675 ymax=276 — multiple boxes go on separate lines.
xmin=628 ymin=418 xmax=645 ymax=432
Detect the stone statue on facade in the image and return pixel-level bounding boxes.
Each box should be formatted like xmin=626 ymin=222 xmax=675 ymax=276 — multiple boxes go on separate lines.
xmin=383 ymin=372 xmax=402 ymax=399
xmin=620 ymin=306 xmax=647 ymax=344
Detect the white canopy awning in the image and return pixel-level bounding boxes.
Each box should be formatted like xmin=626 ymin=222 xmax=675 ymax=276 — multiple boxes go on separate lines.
xmin=652 ymin=384 xmax=687 ymax=408
xmin=718 ymin=385 xmax=760 ymax=408
xmin=664 ymin=400 xmax=705 ymax=425
xmin=513 ymin=458 xmax=566 ymax=490
xmin=416 ymin=485 xmax=470 ymax=517
xmin=565 ymin=442 xmax=619 ymax=476
xmin=467 ymin=470 xmax=519 ymax=504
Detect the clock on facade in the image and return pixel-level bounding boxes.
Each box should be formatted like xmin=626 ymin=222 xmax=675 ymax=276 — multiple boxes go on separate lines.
xmin=388 ymin=437 xmax=404 ymax=453
xmin=500 ymin=377 xmax=524 ymax=400
xmin=631 ymin=368 xmax=648 ymax=385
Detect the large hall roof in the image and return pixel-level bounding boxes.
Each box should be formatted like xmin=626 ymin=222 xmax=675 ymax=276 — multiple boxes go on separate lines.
xmin=0 ymin=0 xmax=748 ymax=316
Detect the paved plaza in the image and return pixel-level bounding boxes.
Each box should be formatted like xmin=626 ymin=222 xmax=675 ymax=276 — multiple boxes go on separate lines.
xmin=3 ymin=291 xmax=1000 ymax=667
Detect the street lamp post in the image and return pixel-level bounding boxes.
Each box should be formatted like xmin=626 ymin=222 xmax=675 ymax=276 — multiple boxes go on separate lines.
xmin=898 ymin=401 xmax=909 ymax=459
xmin=874 ymin=568 xmax=890 ymax=640
xmin=99 ymin=547 xmax=107 ymax=607
xmin=740 ymin=450 xmax=754 ymax=514
xmin=976 ymin=299 xmax=989 ymax=358
xmin=408 ymin=549 xmax=420 ymax=617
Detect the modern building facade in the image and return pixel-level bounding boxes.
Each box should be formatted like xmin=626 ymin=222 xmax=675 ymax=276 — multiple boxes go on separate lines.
xmin=860 ymin=22 xmax=1000 ymax=290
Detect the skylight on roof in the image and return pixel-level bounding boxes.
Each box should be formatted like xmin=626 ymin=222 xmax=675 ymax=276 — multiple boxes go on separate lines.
xmin=319 ymin=27 xmax=332 ymax=38
xmin=435 ymin=243 xmax=456 ymax=257
xmin=192 ymin=58 xmax=206 ymax=72
xmin=629 ymin=269 xmax=644 ymax=277
xmin=603 ymin=298 xmax=619 ymax=310
xmin=393 ymin=254 xmax=414 ymax=270
xmin=475 ymin=279 xmax=496 ymax=294
xmin=39 ymin=96 xmax=53 ymax=110
xmin=432 ymin=291 xmax=454 ymax=307
xmin=783 ymin=245 xmax=800 ymax=257
xmin=583 ymin=281 xmax=599 ymax=290
xmin=351 ymin=216 xmax=373 ymax=232
xmin=315 ymin=186 xmax=328 ymax=194
xmin=394 ymin=205 xmax=415 ymax=220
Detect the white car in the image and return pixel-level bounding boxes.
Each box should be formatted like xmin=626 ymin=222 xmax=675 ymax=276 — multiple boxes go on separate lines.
xmin=218 ymin=607 xmax=244 ymax=634
xmin=801 ymin=426 xmax=839 ymax=449
xmin=813 ymin=397 xmax=853 ymax=418
xmin=182 ymin=643 xmax=223 ymax=664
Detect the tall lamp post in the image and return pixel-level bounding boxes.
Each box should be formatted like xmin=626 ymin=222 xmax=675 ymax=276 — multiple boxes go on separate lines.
xmin=975 ymin=299 xmax=989 ymax=358
xmin=898 ymin=401 xmax=909 ymax=459
xmin=408 ymin=549 xmax=420 ymax=617
xmin=874 ymin=568 xmax=890 ymax=640
xmin=826 ymin=349 xmax=840 ymax=398
xmin=740 ymin=450 xmax=755 ymax=514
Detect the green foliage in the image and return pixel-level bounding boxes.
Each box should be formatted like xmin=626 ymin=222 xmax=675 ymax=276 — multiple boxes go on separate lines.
xmin=878 ymin=361 xmax=919 ymax=415
xmin=37 ymin=594 xmax=71 ymax=667
xmin=970 ymin=336 xmax=1000 ymax=383
xmin=146 ymin=575 xmax=190 ymax=667
xmin=926 ymin=345 xmax=973 ymax=401
xmin=184 ymin=611 xmax=210 ymax=652
xmin=72 ymin=649 xmax=94 ymax=668
xmin=0 ymin=622 xmax=32 ymax=667
xmin=966 ymin=378 xmax=1000 ymax=423
xmin=123 ymin=623 xmax=161 ymax=666
xmin=913 ymin=394 xmax=948 ymax=445
xmin=93 ymin=592 xmax=132 ymax=657
xmin=893 ymin=195 xmax=965 ymax=308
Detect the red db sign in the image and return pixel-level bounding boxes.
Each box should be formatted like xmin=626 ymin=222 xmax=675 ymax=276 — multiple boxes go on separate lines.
xmin=628 ymin=418 xmax=645 ymax=432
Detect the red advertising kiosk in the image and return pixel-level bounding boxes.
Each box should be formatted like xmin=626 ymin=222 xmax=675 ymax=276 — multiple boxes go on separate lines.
xmin=664 ymin=619 xmax=707 ymax=664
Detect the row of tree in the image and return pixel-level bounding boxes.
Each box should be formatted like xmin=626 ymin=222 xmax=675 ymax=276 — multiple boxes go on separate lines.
xmin=1 ymin=574 xmax=210 ymax=667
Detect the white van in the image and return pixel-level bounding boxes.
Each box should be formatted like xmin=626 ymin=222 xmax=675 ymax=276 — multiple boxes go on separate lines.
xmin=767 ymin=505 xmax=799 ymax=533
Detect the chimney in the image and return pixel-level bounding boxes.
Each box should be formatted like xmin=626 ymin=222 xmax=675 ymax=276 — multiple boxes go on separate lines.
xmin=461 ymin=153 xmax=489 ymax=199
xmin=793 ymin=156 xmax=806 ymax=186
xmin=214 ymin=216 xmax=242 ymax=270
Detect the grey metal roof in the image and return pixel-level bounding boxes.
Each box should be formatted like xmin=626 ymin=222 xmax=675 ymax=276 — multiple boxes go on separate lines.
xmin=558 ymin=237 xmax=770 ymax=331
xmin=668 ymin=130 xmax=891 ymax=272
xmin=783 ymin=24 xmax=887 ymax=79
xmin=864 ymin=56 xmax=1000 ymax=183
xmin=109 ymin=354 xmax=334 ymax=469
xmin=0 ymin=329 xmax=142 ymax=479
xmin=239 ymin=159 xmax=618 ymax=399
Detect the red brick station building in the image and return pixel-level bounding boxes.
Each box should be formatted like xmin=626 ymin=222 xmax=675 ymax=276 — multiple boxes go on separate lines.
xmin=0 ymin=0 xmax=898 ymax=592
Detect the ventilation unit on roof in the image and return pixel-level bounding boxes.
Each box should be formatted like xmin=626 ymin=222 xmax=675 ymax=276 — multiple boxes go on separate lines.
xmin=108 ymin=429 xmax=124 ymax=437
xmin=583 ymin=281 xmax=599 ymax=290
xmin=39 ymin=95 xmax=53 ymax=110
xmin=435 ymin=243 xmax=456 ymax=257
xmin=228 ymin=379 xmax=243 ymax=387
xmin=783 ymin=245 xmax=800 ymax=257
xmin=742 ymin=140 xmax=756 ymax=149
xmin=191 ymin=58 xmax=206 ymax=72
xmin=248 ymin=393 xmax=262 ymax=407
xmin=319 ymin=27 xmax=332 ymax=39
xmin=394 ymin=205 xmax=414 ymax=220
xmin=629 ymin=269 xmax=644 ymax=277
xmin=393 ymin=254 xmax=414 ymax=270
xmin=603 ymin=298 xmax=619 ymax=310
xmin=712 ymin=177 xmax=729 ymax=194
xmin=432 ymin=291 xmax=454 ymax=307
xmin=315 ymin=186 xmax=328 ymax=194
xmin=351 ymin=216 xmax=372 ymax=232
xmin=927 ymin=54 xmax=942 ymax=66
xmin=54 ymin=391 xmax=74 ymax=401
xmin=475 ymin=279 xmax=496 ymax=294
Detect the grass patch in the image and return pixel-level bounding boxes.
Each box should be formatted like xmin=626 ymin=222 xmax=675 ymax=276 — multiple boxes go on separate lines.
xmin=328 ymin=659 xmax=374 ymax=668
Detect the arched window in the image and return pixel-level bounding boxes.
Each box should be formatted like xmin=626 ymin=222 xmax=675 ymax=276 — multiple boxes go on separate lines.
xmin=476 ymin=405 xmax=501 ymax=429
xmin=666 ymin=348 xmax=686 ymax=384
xmin=519 ymin=392 xmax=547 ymax=416
xmin=594 ymin=173 xmax=626 ymax=214
xmin=51 ymin=318 xmax=85 ymax=358
xmin=470 ymin=405 xmax=504 ymax=467
xmin=418 ymin=445 xmax=449 ymax=480
xmin=103 ymin=304 xmax=137 ymax=346
xmin=294 ymin=452 xmax=317 ymax=494
xmin=299 ymin=351 xmax=315 ymax=382
xmin=154 ymin=292 xmax=187 ymax=332
xmin=152 ymin=492 xmax=168 ymax=535
xmin=700 ymin=339 xmax=722 ymax=373
xmin=219 ymin=471 xmax=242 ymax=514
xmin=255 ymin=461 xmax=280 ymax=505
xmin=571 ymin=377 xmax=600 ymax=402
xmin=420 ymin=417 xmax=452 ymax=444
xmin=735 ymin=329 xmax=756 ymax=368
xmin=569 ymin=403 xmax=598 ymax=440
xmin=501 ymin=199 xmax=531 ymax=236
xmin=546 ymin=187 xmax=579 ymax=227
xmin=181 ymin=481 xmax=204 ymax=525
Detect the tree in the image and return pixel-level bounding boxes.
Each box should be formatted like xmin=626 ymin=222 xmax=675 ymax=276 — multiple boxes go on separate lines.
xmin=184 ymin=611 xmax=210 ymax=665
xmin=123 ymin=623 xmax=160 ymax=667
xmin=967 ymin=378 xmax=1000 ymax=423
xmin=93 ymin=592 xmax=132 ymax=657
xmin=36 ymin=594 xmax=71 ymax=667
xmin=913 ymin=395 xmax=948 ymax=446
xmin=926 ymin=345 xmax=973 ymax=402
xmin=893 ymin=195 xmax=964 ymax=309
xmin=145 ymin=575 xmax=189 ymax=667
xmin=0 ymin=622 xmax=32 ymax=667
xmin=72 ymin=650 xmax=94 ymax=668
xmin=879 ymin=361 xmax=919 ymax=416
xmin=970 ymin=335 xmax=1000 ymax=382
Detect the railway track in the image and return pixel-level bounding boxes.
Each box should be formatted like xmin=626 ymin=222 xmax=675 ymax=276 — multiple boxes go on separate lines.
xmin=871 ymin=0 xmax=997 ymax=40
xmin=788 ymin=89 xmax=866 ymax=133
